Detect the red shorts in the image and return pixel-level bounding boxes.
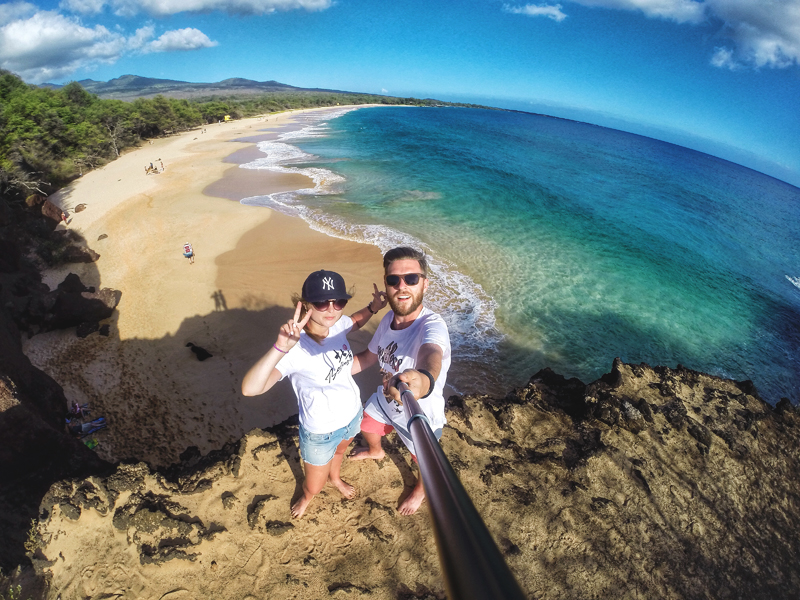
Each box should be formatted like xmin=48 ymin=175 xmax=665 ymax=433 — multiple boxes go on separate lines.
xmin=361 ymin=412 xmax=395 ymax=435
xmin=360 ymin=413 xmax=417 ymax=463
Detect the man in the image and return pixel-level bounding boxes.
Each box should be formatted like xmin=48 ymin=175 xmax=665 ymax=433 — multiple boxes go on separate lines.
xmin=350 ymin=246 xmax=451 ymax=515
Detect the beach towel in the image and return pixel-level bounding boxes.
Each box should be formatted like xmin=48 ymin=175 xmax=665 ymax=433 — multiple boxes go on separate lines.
xmin=68 ymin=417 xmax=107 ymax=438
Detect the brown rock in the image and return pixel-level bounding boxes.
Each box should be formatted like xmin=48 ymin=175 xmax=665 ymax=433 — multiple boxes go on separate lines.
xmin=60 ymin=245 xmax=100 ymax=263
xmin=40 ymin=200 xmax=62 ymax=228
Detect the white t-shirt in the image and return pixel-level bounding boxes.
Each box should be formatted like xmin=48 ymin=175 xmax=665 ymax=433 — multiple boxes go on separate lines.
xmin=277 ymin=315 xmax=362 ymax=434
xmin=364 ymin=307 xmax=451 ymax=440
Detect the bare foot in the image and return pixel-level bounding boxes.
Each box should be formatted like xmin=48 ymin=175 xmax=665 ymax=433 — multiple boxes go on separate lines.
xmin=398 ymin=486 xmax=426 ymax=516
xmin=330 ymin=477 xmax=356 ymax=499
xmin=291 ymin=493 xmax=313 ymax=519
xmin=349 ymin=445 xmax=385 ymax=461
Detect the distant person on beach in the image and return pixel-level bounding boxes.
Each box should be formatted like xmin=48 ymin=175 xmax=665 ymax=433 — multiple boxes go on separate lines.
xmin=183 ymin=242 xmax=194 ymax=264
xmin=242 ymin=270 xmax=387 ymax=518
xmin=350 ymin=246 xmax=451 ymax=515
xmin=61 ymin=211 xmax=68 ymax=226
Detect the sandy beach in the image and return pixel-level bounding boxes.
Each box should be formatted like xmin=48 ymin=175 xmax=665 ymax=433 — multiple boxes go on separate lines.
xmin=23 ymin=107 xmax=387 ymax=468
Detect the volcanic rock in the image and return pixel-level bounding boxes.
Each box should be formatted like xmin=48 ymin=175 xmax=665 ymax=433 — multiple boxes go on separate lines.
xmin=59 ymin=245 xmax=100 ymax=263
xmin=75 ymin=321 xmax=99 ymax=338
xmin=40 ymin=201 xmax=62 ymax=229
xmin=23 ymin=361 xmax=800 ymax=600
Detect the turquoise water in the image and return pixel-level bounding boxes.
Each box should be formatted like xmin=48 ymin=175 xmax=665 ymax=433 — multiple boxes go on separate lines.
xmin=241 ymin=107 xmax=800 ymax=403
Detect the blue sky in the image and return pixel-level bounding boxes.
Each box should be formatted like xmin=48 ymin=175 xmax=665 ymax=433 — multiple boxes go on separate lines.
xmin=2 ymin=0 xmax=799 ymax=186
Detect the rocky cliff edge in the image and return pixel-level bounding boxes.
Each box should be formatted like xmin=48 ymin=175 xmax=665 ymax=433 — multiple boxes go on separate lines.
xmin=19 ymin=359 xmax=800 ymax=600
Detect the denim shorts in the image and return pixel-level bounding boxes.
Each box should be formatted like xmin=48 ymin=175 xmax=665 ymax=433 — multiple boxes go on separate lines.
xmin=299 ymin=410 xmax=363 ymax=466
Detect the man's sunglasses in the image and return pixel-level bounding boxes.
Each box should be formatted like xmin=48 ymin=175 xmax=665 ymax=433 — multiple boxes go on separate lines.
xmin=310 ymin=299 xmax=348 ymax=311
xmin=385 ymin=273 xmax=426 ymax=287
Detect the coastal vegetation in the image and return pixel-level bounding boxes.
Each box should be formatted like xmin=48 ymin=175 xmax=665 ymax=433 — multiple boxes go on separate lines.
xmin=1 ymin=69 xmax=198 ymax=201
xmin=0 ymin=69 xmax=480 ymax=203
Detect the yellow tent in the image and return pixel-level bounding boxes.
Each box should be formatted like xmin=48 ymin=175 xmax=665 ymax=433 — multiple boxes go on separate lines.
xmin=223 ymin=115 xmax=232 ymax=121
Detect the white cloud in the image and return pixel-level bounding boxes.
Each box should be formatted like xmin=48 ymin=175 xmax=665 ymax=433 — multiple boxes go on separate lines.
xmin=60 ymin=0 xmax=107 ymax=15
xmin=710 ymin=46 xmax=739 ymax=69
xmin=0 ymin=10 xmax=217 ymax=82
xmin=504 ymin=3 xmax=568 ymax=21
xmin=381 ymin=88 xmax=388 ymax=93
xmin=59 ymin=0 xmax=333 ymax=16
xmin=0 ymin=11 xmax=126 ymax=81
xmin=144 ymin=27 xmax=217 ymax=52
xmin=535 ymin=0 xmax=800 ymax=69
xmin=0 ymin=2 xmax=37 ymax=26
xmin=705 ymin=0 xmax=800 ymax=68
xmin=569 ymin=0 xmax=705 ymax=24
xmin=128 ymin=24 xmax=156 ymax=50
xmin=109 ymin=0 xmax=331 ymax=17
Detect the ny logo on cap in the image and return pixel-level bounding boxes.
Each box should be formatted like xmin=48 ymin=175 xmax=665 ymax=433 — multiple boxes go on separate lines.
xmin=322 ymin=277 xmax=334 ymax=291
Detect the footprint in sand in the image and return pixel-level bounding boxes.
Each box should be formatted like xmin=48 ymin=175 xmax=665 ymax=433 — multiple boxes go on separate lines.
xmin=344 ymin=511 xmax=361 ymax=528
xmin=299 ymin=534 xmax=317 ymax=554
xmin=331 ymin=530 xmax=353 ymax=549
xmin=277 ymin=533 xmax=316 ymax=565
xmin=232 ymin=538 xmax=262 ymax=571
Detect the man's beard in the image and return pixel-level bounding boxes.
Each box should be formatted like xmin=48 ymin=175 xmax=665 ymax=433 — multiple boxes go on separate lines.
xmin=388 ymin=286 xmax=424 ymax=316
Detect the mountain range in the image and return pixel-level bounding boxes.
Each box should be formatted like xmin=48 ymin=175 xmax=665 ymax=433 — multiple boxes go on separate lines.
xmin=43 ymin=74 xmax=359 ymax=100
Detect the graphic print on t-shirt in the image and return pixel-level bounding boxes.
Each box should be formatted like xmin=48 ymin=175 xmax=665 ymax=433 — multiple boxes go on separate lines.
xmin=377 ymin=341 xmax=401 ymax=373
xmin=325 ymin=344 xmax=353 ymax=383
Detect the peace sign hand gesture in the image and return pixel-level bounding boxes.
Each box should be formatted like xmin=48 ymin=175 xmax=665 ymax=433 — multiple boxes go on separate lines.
xmin=275 ymin=301 xmax=311 ymax=352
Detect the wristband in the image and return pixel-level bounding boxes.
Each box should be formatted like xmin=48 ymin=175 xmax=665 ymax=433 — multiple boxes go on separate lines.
xmin=367 ymin=304 xmax=378 ymax=314
xmin=417 ymin=369 xmax=435 ymax=399
xmin=273 ymin=344 xmax=288 ymax=354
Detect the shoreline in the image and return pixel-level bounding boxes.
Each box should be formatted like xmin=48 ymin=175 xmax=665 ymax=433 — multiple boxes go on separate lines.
xmin=24 ymin=106 xmax=387 ymax=468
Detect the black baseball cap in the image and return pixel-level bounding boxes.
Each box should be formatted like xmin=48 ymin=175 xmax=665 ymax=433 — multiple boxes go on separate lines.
xmin=302 ymin=270 xmax=352 ymax=303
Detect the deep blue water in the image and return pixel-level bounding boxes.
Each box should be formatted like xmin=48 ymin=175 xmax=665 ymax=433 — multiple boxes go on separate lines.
xmin=241 ymin=106 xmax=800 ymax=403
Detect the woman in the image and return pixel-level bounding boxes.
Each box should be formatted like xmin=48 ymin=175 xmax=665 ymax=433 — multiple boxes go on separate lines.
xmin=242 ymin=270 xmax=387 ymax=519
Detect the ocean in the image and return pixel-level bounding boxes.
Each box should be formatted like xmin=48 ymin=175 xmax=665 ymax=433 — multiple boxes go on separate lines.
xmin=240 ymin=106 xmax=800 ymax=404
